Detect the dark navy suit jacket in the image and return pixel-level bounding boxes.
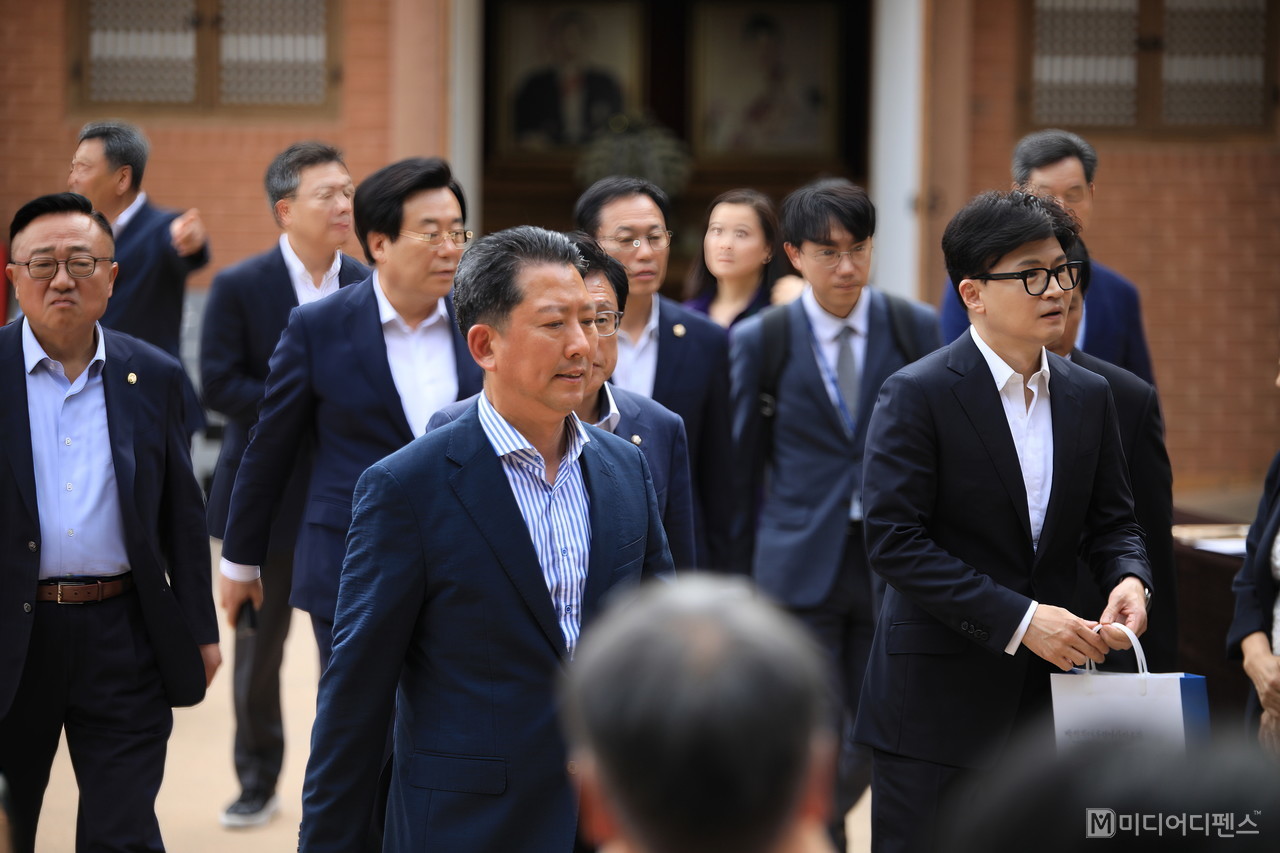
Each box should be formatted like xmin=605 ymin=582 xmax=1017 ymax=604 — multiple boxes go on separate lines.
xmin=219 ymin=277 xmax=482 ymax=619
xmin=430 ymin=385 xmax=697 ymax=570
xmin=1068 ymin=349 xmax=1175 ymax=670
xmin=650 ymin=296 xmax=733 ymax=570
xmin=938 ymin=259 xmax=1154 ymax=384
xmin=199 ymin=245 xmax=368 ymax=544
xmin=299 ymin=403 xmax=673 ymax=852
xmin=1228 ymin=451 xmax=1280 ymax=731
xmin=854 ymin=333 xmax=1151 ymax=768
xmin=730 ymin=289 xmax=940 ymax=602
xmin=0 ymin=323 xmax=217 ymax=716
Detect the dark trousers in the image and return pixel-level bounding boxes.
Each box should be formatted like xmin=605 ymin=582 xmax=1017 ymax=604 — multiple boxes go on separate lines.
xmin=789 ymin=523 xmax=882 ymax=849
xmin=231 ymin=547 xmax=294 ymax=798
xmin=870 ymin=749 xmax=967 ymax=853
xmin=0 ymin=590 xmax=172 ymax=853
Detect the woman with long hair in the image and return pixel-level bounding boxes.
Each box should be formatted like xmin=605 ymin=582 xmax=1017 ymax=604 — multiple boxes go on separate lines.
xmin=684 ymin=188 xmax=787 ymax=328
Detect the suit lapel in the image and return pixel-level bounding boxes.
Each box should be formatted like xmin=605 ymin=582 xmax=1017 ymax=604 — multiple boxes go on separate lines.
xmin=1036 ymin=356 xmax=1083 ymax=567
xmin=447 ymin=409 xmax=569 ymax=660
xmin=948 ymin=336 xmax=1033 ymax=543
xmin=788 ymin=300 xmax=851 ymax=440
xmin=263 ymin=246 xmax=300 ymax=319
xmin=101 ymin=334 xmax=142 ymax=546
xmin=0 ymin=326 xmax=39 ymax=522
xmin=579 ymin=439 xmax=621 ymax=625
xmin=858 ymin=291 xmax=896 ymax=437
xmin=650 ymin=297 xmax=681 ymax=404
xmin=345 ymin=281 xmax=415 ymax=444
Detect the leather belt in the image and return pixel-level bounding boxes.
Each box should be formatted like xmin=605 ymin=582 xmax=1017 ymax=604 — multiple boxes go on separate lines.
xmin=36 ymin=574 xmax=134 ymax=604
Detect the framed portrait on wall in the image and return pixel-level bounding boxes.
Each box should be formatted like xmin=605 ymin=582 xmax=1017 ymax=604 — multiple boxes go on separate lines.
xmin=493 ymin=1 xmax=644 ymax=156
xmin=692 ymin=3 xmax=839 ymax=158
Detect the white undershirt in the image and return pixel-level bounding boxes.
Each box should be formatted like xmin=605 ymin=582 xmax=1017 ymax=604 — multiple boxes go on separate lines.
xmin=372 ymin=271 xmax=458 ymax=437
xmin=969 ymin=326 xmax=1054 ymax=655
xmin=612 ymin=298 xmax=660 ymax=398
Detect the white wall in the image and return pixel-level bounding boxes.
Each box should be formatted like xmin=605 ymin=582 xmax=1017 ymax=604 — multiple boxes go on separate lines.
xmin=869 ymin=0 xmax=924 ymax=299
xmin=451 ymin=0 xmax=483 ymax=232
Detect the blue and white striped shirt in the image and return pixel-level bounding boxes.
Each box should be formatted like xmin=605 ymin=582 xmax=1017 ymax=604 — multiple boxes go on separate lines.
xmin=477 ymin=392 xmax=592 ymax=656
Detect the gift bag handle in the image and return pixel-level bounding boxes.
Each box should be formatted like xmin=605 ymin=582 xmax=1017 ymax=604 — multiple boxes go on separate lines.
xmin=1084 ymin=622 xmax=1147 ymax=675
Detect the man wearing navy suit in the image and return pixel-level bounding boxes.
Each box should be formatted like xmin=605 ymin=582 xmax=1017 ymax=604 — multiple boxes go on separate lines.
xmin=938 ymin=129 xmax=1154 ymax=384
xmin=430 ymin=233 xmax=696 ymax=570
xmin=1048 ymin=241 xmax=1176 ymax=672
xmin=730 ymin=179 xmax=940 ymax=847
xmin=200 ymin=142 xmax=368 ymax=828
xmin=575 ymin=177 xmax=732 ymax=570
xmin=0 ymin=193 xmax=219 ymax=852
xmin=855 ymin=190 xmax=1152 ymax=853
xmin=299 ymin=226 xmax=674 ymax=852
xmin=217 ymin=157 xmax=482 ymax=671
xmin=68 ymin=120 xmax=211 ymax=434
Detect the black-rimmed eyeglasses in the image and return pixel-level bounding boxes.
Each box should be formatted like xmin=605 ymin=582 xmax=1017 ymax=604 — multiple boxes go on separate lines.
xmin=8 ymin=255 xmax=114 ymax=280
xmin=974 ymin=260 xmax=1084 ymax=296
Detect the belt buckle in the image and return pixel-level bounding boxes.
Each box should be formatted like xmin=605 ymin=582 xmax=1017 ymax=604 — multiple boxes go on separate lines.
xmin=56 ymin=581 xmax=97 ymax=604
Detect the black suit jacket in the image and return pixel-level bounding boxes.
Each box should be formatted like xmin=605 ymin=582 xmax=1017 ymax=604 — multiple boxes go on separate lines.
xmin=199 ymin=245 xmax=368 ymax=540
xmin=854 ymin=333 xmax=1151 ymax=768
xmin=0 ymin=323 xmax=217 ymax=716
xmin=1069 ymin=349 xmax=1175 ymax=670
xmin=1228 ymin=450 xmax=1280 ymax=729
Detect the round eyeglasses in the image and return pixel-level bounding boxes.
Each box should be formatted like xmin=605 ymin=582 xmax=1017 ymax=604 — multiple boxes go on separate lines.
xmin=599 ymin=231 xmax=672 ymax=253
xmin=974 ymin=260 xmax=1084 ymax=296
xmin=9 ymin=255 xmax=114 ymax=280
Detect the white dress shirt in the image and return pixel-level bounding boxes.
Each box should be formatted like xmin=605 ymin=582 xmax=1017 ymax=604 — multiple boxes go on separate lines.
xmin=1270 ymin=532 xmax=1280 ymax=652
xmin=477 ymin=392 xmax=592 ymax=657
xmin=372 ymin=271 xmax=458 ymax=437
xmin=24 ymin=321 xmax=130 ymax=579
xmin=280 ymin=234 xmax=343 ymax=306
xmin=111 ymin=191 xmax=147 ymax=234
xmin=612 ymin=298 xmax=660 ymax=398
xmin=591 ymin=383 xmax=622 ymax=434
xmin=969 ymin=326 xmax=1054 ymax=654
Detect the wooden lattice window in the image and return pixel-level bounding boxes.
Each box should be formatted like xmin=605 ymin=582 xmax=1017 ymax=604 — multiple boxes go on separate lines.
xmin=68 ymin=0 xmax=341 ymax=116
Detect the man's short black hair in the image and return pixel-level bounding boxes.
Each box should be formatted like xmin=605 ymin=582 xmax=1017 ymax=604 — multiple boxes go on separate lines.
xmin=780 ymin=177 xmax=876 ymax=247
xmin=9 ymin=192 xmax=114 ymax=250
xmin=452 ymin=226 xmax=587 ymax=336
xmin=353 ymin=157 xmax=467 ymax=264
xmin=942 ymin=190 xmax=1079 ymax=297
xmin=265 ymin=141 xmax=347 ymax=223
xmin=573 ymin=176 xmax=671 ymax=236
xmin=562 ymin=577 xmax=834 ymax=853
xmin=565 ymin=231 xmax=628 ymax=313
xmin=1012 ymin=129 xmax=1098 ymax=185
xmin=1067 ymin=237 xmax=1092 ymax=298
xmin=78 ymin=120 xmax=150 ymax=191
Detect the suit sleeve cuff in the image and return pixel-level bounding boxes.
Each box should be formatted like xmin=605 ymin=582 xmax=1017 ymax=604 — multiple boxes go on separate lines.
xmin=219 ymin=557 xmax=261 ymax=582
xmin=1004 ymin=601 xmax=1038 ymax=655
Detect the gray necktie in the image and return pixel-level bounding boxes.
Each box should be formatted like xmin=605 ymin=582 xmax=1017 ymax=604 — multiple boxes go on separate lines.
xmin=836 ymin=325 xmax=859 ymax=430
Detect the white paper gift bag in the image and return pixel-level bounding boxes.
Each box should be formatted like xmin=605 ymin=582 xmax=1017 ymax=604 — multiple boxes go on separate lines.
xmin=1050 ymin=623 xmax=1209 ymax=753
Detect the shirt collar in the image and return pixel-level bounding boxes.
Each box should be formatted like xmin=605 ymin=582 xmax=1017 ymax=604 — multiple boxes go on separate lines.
xmin=968 ymin=325 xmax=1051 ymax=391
xmin=279 ymin=233 xmax=343 ymax=291
xmin=112 ymin=191 xmax=147 ymax=235
xmin=800 ymin=283 xmax=870 ymax=342
xmin=372 ymin=270 xmax=449 ymax=332
xmin=23 ymin=318 xmax=107 ymax=375
xmin=593 ymin=383 xmax=621 ymax=433
xmin=477 ymin=389 xmax=591 ymax=464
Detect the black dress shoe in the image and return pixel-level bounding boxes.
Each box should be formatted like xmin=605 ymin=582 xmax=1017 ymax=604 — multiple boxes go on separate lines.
xmin=220 ymin=791 xmax=279 ymax=828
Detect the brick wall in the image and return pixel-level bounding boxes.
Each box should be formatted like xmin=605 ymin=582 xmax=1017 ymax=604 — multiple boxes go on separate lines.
xmin=0 ymin=0 xmax=421 ymax=292
xmin=967 ymin=0 xmax=1280 ymax=494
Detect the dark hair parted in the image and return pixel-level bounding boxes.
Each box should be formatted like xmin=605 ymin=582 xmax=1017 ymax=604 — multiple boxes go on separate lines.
xmin=573 ymin=176 xmax=671 ymax=236
xmin=353 ymin=157 xmax=466 ymax=264
xmin=684 ymin=188 xmax=786 ymax=302
xmin=780 ymin=177 xmax=875 ymax=247
xmin=452 ymin=226 xmax=587 ymax=336
xmin=942 ymin=190 xmax=1079 ymax=297
xmin=78 ymin=121 xmax=150 ymax=191
xmin=565 ymin=231 xmax=629 ymax=313
xmin=1012 ymin=129 xmax=1098 ymax=185
xmin=562 ymin=577 xmax=834 ymax=853
xmin=265 ymin=141 xmax=347 ymax=222
xmin=9 ymin=192 xmax=114 ymax=250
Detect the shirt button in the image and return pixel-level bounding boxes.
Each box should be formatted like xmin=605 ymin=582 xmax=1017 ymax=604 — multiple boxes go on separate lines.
xmin=28 ymin=541 xmax=37 ymax=552
xmin=23 ymin=603 xmax=32 ymax=613
xmin=561 ymin=548 xmax=567 ymax=557
xmin=66 ymin=483 xmax=73 ymax=491
xmin=67 ymin=529 xmax=74 ymax=537
xmin=64 ymin=437 xmax=72 ymax=446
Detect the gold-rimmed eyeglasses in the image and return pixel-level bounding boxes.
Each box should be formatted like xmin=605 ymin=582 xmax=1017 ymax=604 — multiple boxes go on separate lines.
xmin=398 ymin=229 xmax=473 ymax=249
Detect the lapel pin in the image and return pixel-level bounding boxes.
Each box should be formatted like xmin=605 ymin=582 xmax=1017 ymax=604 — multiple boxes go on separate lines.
xmin=630 ymin=434 xmax=643 ymax=446
xmin=127 ymin=372 xmax=137 ymax=385
xmin=672 ymin=323 xmax=686 ymax=338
